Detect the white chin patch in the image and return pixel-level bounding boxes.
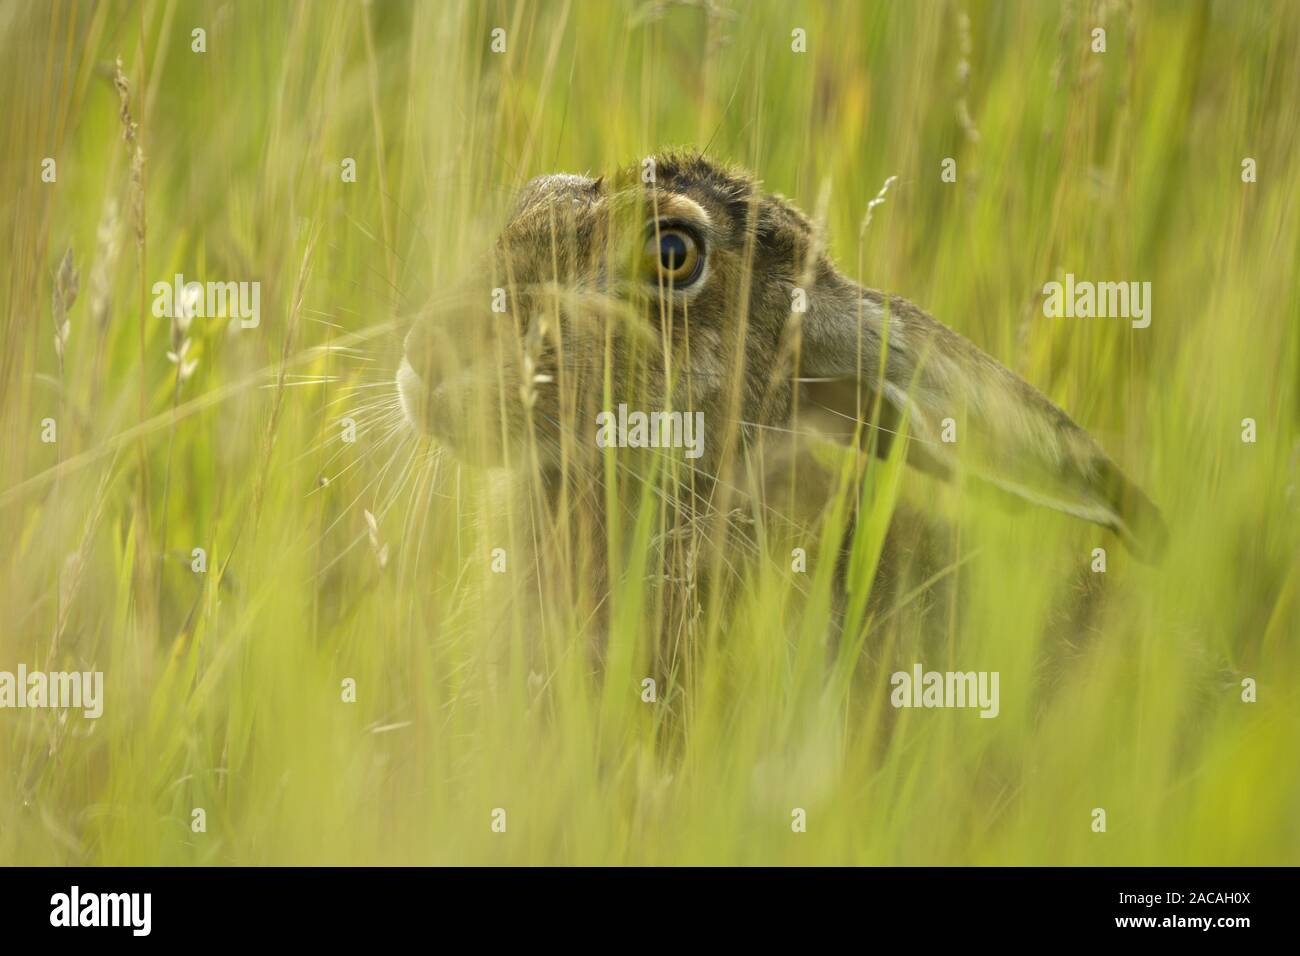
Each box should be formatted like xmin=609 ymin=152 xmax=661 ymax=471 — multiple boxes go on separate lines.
xmin=395 ymin=357 xmax=427 ymax=432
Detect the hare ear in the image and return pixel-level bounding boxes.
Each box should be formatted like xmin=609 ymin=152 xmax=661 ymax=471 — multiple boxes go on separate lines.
xmin=798 ymin=272 xmax=1168 ymax=561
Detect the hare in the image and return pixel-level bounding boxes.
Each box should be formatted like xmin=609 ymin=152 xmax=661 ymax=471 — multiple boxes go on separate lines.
xmin=396 ymin=150 xmax=1166 ymax=619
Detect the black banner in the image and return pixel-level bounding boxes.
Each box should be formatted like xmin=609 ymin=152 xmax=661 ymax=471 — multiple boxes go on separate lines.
xmin=0 ymin=867 xmax=1279 ymax=941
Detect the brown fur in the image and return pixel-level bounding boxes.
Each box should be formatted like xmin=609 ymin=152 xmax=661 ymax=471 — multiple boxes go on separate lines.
xmin=397 ymin=150 xmax=1165 ymax=639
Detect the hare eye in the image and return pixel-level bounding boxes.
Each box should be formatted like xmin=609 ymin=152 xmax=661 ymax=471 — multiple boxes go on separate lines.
xmin=643 ymin=227 xmax=702 ymax=287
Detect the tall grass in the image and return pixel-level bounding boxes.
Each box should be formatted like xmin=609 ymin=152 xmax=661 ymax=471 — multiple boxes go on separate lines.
xmin=1 ymin=0 xmax=1297 ymax=865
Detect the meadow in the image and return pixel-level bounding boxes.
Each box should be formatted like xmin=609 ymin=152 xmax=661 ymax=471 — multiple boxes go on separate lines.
xmin=1 ymin=0 xmax=1297 ymax=865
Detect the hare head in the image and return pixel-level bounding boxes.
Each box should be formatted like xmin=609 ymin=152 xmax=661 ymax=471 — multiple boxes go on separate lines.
xmin=398 ymin=150 xmax=1166 ymax=559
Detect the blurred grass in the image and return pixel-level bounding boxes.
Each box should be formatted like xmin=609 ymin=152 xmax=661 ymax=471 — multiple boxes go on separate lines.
xmin=1 ymin=0 xmax=1298 ymax=865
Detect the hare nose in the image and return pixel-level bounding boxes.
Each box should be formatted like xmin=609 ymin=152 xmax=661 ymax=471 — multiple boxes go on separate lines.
xmin=398 ymin=315 xmax=506 ymax=438
xmin=402 ymin=321 xmax=441 ymax=384
xmin=398 ymin=321 xmax=456 ymax=432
